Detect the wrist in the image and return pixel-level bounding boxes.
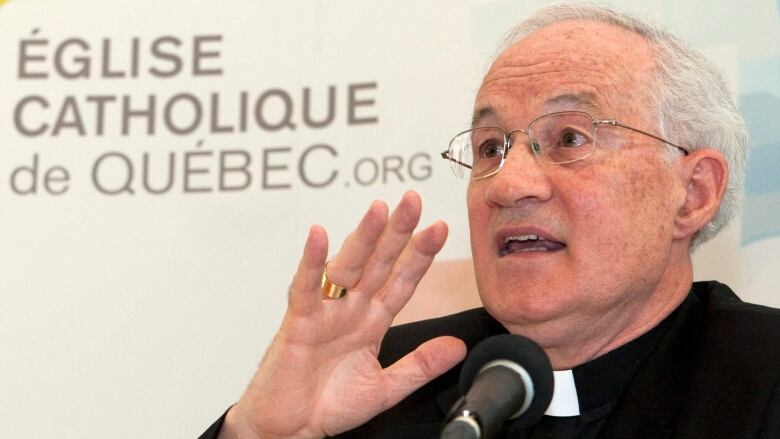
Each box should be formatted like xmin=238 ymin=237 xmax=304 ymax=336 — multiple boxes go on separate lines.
xmin=216 ymin=404 xmax=262 ymax=439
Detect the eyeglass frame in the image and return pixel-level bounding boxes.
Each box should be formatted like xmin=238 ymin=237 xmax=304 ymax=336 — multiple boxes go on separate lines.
xmin=440 ymin=110 xmax=689 ymax=180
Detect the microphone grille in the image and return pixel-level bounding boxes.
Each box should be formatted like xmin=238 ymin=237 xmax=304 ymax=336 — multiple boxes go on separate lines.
xmin=459 ymin=334 xmax=554 ymax=427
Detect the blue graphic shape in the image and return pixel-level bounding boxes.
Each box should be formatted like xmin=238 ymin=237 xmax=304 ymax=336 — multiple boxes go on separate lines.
xmin=740 ymin=89 xmax=780 ymax=245
xmin=741 ymin=93 xmax=780 ymax=195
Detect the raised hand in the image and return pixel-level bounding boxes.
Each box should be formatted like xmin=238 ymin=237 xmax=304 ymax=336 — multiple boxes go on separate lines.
xmin=219 ymin=191 xmax=467 ymax=439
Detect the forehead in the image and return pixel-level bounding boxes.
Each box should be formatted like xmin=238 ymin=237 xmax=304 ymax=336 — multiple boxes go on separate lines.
xmin=475 ymin=20 xmax=658 ymax=126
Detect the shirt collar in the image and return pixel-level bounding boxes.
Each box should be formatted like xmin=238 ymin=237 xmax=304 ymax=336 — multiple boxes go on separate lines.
xmin=545 ymin=369 xmax=580 ymax=416
xmin=543 ymin=309 xmax=675 ymax=419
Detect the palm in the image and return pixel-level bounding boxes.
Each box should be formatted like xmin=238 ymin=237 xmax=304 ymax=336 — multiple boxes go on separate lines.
xmin=225 ymin=192 xmax=466 ymax=439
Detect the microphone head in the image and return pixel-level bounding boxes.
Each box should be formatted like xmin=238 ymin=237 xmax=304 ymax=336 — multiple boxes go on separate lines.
xmin=459 ymin=334 xmax=554 ymax=428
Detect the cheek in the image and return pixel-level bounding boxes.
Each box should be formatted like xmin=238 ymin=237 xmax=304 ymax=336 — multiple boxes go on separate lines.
xmin=622 ymin=159 xmax=678 ymax=233
xmin=571 ymin=157 xmax=678 ymax=269
xmin=466 ymin=185 xmax=497 ymax=296
xmin=466 ymin=187 xmax=488 ymax=250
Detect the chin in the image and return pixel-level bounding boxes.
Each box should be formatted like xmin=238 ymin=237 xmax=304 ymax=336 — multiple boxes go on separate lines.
xmin=480 ymin=284 xmax=574 ymax=328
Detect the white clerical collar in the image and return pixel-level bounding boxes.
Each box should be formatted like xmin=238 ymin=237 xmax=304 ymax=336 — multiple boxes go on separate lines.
xmin=544 ymin=370 xmax=580 ymax=417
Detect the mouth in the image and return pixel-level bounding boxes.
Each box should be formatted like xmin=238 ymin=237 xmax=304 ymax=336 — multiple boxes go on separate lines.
xmin=497 ymin=231 xmax=566 ymax=256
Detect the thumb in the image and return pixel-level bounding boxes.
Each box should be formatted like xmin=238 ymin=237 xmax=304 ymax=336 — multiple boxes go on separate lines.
xmin=380 ymin=336 xmax=467 ymax=411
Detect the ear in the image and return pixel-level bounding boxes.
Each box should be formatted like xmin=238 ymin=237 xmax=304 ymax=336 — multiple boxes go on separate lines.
xmin=673 ymin=148 xmax=729 ymax=241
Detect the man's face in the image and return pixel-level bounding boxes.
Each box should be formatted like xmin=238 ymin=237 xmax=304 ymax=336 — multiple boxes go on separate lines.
xmin=468 ymin=20 xmax=688 ymax=348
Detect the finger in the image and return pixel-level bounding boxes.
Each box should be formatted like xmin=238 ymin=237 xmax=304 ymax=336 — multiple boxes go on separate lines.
xmin=354 ymin=191 xmax=423 ymax=295
xmin=288 ymin=225 xmax=328 ymax=316
xmin=375 ymin=220 xmax=448 ymax=315
xmin=325 ymin=200 xmax=388 ymax=289
xmin=380 ymin=336 xmax=467 ymax=411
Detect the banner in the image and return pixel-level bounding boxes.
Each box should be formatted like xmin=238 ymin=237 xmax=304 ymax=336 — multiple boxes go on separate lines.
xmin=0 ymin=1 xmax=777 ymax=437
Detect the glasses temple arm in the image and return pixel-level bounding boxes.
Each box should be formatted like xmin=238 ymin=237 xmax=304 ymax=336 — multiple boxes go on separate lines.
xmin=599 ymin=120 xmax=689 ymax=155
xmin=440 ymin=151 xmax=473 ymax=169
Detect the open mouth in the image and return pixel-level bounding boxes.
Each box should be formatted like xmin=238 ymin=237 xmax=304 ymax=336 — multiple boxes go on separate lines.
xmin=499 ymin=234 xmax=566 ymax=256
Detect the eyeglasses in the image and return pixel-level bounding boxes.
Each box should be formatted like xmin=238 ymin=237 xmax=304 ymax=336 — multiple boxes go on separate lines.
xmin=441 ymin=111 xmax=688 ymax=180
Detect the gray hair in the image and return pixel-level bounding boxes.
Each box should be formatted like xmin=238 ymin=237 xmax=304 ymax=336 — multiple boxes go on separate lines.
xmin=499 ymin=3 xmax=747 ymax=250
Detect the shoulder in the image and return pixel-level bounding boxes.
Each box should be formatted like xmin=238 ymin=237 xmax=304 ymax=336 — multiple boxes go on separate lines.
xmin=675 ymin=281 xmax=780 ymax=436
xmin=378 ymin=307 xmax=507 ymax=366
xmin=693 ymin=281 xmax=780 ymax=375
xmin=693 ymin=280 xmax=780 ymax=346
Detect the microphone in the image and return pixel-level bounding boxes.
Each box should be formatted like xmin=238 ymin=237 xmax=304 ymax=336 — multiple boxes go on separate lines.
xmin=440 ymin=334 xmax=554 ymax=439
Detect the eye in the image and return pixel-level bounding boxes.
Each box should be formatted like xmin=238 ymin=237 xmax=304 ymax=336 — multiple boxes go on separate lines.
xmin=559 ymin=128 xmax=588 ymax=148
xmin=478 ymin=140 xmax=504 ymax=159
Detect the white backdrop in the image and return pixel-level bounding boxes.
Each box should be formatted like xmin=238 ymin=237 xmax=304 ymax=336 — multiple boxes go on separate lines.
xmin=1 ymin=1 xmax=778 ymax=437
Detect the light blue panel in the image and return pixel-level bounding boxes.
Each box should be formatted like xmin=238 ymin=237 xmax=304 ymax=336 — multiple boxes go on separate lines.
xmin=737 ymin=2 xmax=780 ymax=245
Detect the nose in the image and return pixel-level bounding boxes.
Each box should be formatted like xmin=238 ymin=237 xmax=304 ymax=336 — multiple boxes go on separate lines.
xmin=480 ymin=135 xmax=553 ymax=207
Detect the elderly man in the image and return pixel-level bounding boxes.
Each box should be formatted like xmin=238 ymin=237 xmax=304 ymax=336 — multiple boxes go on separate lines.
xmin=203 ymin=4 xmax=780 ymax=439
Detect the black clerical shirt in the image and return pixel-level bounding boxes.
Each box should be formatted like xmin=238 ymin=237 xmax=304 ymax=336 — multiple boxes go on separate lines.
xmin=504 ymin=295 xmax=683 ymax=439
xmin=200 ymin=282 xmax=780 ymax=439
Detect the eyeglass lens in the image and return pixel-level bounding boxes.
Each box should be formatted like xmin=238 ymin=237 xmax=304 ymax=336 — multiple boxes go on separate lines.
xmin=448 ymin=112 xmax=596 ymax=179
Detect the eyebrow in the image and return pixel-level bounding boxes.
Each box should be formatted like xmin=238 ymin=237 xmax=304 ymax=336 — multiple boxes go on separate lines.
xmin=471 ymin=106 xmax=495 ymax=128
xmin=470 ymin=92 xmax=604 ymax=128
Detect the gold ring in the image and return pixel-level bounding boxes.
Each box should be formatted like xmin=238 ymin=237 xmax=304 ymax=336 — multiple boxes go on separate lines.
xmin=321 ymin=263 xmax=348 ymax=299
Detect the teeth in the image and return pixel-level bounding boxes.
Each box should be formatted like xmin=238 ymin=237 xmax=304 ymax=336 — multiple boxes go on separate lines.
xmin=505 ymin=234 xmax=545 ymax=243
